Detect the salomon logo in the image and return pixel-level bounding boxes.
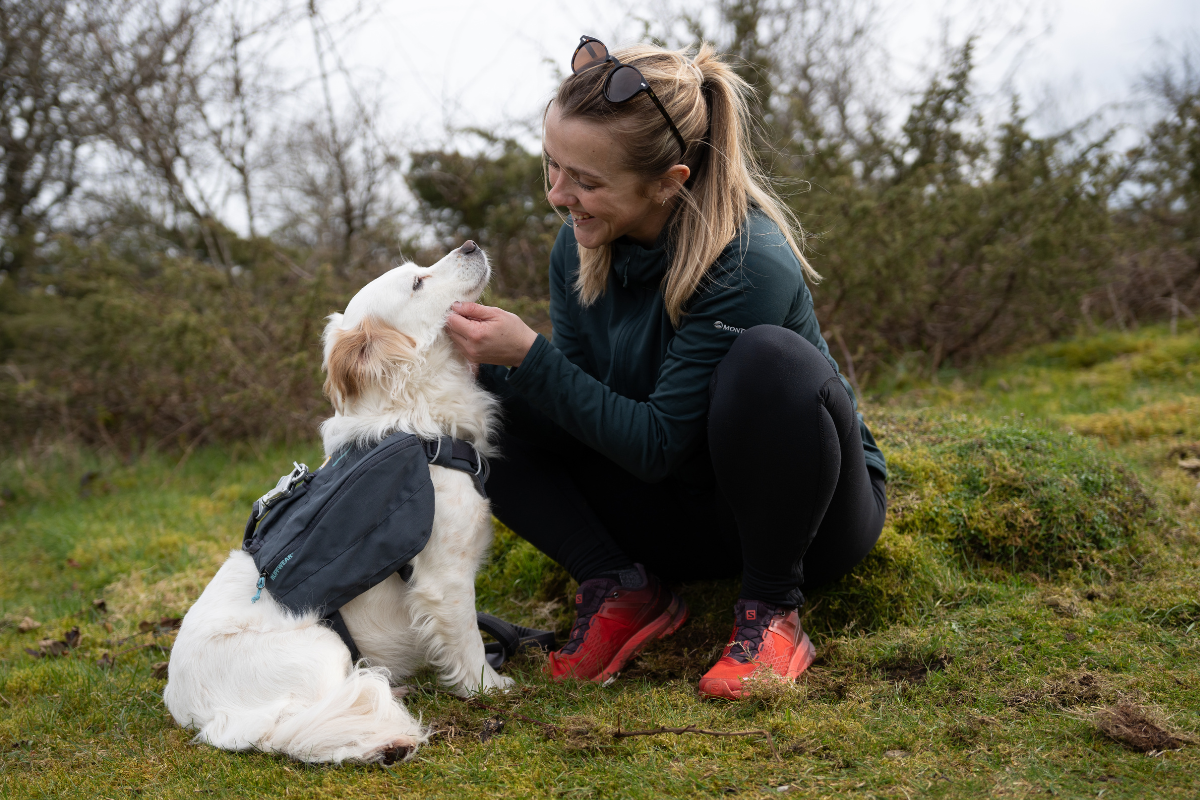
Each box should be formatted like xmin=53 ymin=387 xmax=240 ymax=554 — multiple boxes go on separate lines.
xmin=270 ymin=552 xmax=295 ymax=581
xmin=714 ymin=320 xmax=745 ymax=334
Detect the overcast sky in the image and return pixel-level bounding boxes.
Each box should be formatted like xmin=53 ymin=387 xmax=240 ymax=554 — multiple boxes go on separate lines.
xmin=309 ymin=0 xmax=1199 ymax=146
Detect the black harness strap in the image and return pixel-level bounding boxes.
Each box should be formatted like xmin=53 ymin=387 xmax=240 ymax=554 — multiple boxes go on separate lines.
xmin=424 ymin=435 xmax=489 ymax=498
xmin=325 ymin=609 xmax=362 ymax=663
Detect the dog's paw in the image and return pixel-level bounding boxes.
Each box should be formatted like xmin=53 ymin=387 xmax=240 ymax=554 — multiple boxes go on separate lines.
xmin=376 ymin=739 xmax=417 ymax=766
xmin=452 ymin=669 xmax=516 ymax=697
xmin=474 ymin=672 xmax=515 ymax=695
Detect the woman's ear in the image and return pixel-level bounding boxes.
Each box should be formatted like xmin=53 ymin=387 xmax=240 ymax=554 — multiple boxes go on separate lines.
xmin=655 ymin=164 xmax=691 ymax=204
xmin=323 ymin=316 xmax=417 ymax=411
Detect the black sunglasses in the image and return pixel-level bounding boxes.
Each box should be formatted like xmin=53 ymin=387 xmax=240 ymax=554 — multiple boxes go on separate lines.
xmin=571 ymin=35 xmax=687 ymax=157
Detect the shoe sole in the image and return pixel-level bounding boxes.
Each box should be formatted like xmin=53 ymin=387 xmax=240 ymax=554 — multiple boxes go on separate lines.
xmin=593 ymin=594 xmax=689 ymax=684
xmin=697 ymin=632 xmax=817 ymax=700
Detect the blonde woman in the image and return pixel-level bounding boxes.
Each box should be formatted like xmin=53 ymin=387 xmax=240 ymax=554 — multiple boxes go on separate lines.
xmin=447 ymin=37 xmax=887 ymax=699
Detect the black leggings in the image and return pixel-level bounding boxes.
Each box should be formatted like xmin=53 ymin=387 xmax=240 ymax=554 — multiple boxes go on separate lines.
xmin=486 ymin=325 xmax=886 ymax=607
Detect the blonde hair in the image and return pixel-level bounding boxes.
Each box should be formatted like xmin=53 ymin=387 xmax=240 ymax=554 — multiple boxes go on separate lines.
xmin=549 ymin=42 xmax=819 ymax=327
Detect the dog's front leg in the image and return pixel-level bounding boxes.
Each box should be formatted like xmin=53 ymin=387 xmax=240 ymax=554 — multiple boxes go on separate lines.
xmin=407 ymin=479 xmax=514 ymax=696
xmin=406 ymin=569 xmax=513 ymax=696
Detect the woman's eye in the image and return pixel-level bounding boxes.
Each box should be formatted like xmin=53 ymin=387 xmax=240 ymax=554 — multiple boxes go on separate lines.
xmin=576 ymin=181 xmax=596 ymax=191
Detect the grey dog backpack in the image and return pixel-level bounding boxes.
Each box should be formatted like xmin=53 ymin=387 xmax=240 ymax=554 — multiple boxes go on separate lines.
xmin=241 ymin=431 xmax=553 ymax=664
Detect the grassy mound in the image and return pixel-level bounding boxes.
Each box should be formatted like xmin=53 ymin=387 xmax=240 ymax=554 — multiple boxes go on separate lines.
xmin=879 ymin=412 xmax=1152 ymax=572
xmin=762 ymin=410 xmax=1153 ymax=634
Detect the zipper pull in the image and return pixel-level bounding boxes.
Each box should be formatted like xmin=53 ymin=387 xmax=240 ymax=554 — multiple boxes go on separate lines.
xmin=251 ymin=573 xmax=266 ymax=603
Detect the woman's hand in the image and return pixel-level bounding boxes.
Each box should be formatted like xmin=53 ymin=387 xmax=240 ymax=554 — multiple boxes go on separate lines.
xmin=446 ymin=302 xmax=539 ymax=368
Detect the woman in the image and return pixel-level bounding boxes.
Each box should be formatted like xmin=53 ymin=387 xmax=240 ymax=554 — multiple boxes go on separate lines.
xmin=446 ymin=37 xmax=887 ymax=700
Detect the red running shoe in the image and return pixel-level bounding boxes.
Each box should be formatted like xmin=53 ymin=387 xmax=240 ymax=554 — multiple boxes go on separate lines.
xmin=547 ymin=564 xmax=689 ymax=683
xmin=697 ymin=599 xmax=816 ymax=700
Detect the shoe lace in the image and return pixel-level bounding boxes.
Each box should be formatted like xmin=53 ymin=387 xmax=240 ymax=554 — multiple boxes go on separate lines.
xmin=559 ymin=578 xmax=619 ymax=656
xmin=728 ymin=600 xmax=783 ymax=664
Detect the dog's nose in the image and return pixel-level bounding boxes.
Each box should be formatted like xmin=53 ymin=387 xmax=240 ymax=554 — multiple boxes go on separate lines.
xmin=459 ymin=240 xmax=477 ymax=254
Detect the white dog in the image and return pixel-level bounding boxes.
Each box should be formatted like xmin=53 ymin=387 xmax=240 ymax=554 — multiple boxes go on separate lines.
xmin=164 ymin=241 xmax=510 ymax=764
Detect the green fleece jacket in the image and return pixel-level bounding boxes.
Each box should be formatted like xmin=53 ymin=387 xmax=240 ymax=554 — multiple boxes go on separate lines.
xmin=484 ymin=212 xmax=886 ymax=485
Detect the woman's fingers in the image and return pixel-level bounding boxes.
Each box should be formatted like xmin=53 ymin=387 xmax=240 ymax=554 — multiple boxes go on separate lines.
xmin=445 ymin=303 xmax=537 ymax=367
xmin=449 ymin=301 xmax=495 ymax=321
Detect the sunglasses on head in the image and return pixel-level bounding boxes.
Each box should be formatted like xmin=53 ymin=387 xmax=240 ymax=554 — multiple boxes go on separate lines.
xmin=571 ymin=35 xmax=688 ymax=157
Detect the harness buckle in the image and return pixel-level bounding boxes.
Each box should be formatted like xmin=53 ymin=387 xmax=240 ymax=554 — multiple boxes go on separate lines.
xmin=253 ymin=462 xmax=309 ymax=520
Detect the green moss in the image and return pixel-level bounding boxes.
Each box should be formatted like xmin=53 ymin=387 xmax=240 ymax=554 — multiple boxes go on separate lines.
xmin=878 ymin=411 xmax=1153 ymax=574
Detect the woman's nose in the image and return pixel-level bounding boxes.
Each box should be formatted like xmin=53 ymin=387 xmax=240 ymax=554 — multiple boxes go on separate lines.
xmin=547 ymin=171 xmax=573 ymax=208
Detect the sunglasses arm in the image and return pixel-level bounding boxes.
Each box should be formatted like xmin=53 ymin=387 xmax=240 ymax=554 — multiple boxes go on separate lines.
xmin=644 ymin=87 xmax=688 ymax=157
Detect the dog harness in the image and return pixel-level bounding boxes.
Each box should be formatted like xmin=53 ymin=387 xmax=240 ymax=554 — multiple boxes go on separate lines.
xmin=242 ymin=431 xmax=552 ymax=665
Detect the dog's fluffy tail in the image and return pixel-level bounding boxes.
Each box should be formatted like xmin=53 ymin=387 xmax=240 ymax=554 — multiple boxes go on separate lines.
xmin=195 ymin=664 xmax=425 ymax=764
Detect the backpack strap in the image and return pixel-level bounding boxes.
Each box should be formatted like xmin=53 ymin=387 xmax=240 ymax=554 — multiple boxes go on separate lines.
xmin=476 ymin=612 xmax=558 ymax=669
xmin=424 ymin=436 xmax=489 ymax=498
xmin=324 ymin=609 xmax=555 ymax=671
xmin=324 ymin=609 xmax=362 ymax=663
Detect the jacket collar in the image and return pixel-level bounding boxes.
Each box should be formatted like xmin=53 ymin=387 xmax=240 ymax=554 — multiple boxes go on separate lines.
xmin=610 ymin=226 xmax=671 ymax=288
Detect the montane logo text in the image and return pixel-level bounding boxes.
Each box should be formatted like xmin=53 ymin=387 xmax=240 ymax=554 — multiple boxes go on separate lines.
xmin=714 ymin=320 xmax=745 ymax=334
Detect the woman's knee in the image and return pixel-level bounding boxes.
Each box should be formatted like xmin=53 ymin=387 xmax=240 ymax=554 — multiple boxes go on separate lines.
xmin=709 ymin=325 xmax=838 ymax=414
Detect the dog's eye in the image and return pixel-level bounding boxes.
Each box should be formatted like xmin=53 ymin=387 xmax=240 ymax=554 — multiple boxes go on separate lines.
xmin=412 ymin=276 xmax=425 ymax=291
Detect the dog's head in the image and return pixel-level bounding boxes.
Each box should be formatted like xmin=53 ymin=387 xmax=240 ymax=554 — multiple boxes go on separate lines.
xmin=322 ymin=241 xmax=489 ymax=412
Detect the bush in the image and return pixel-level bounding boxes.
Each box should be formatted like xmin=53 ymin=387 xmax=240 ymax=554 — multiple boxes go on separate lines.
xmin=0 ymin=236 xmax=350 ymax=451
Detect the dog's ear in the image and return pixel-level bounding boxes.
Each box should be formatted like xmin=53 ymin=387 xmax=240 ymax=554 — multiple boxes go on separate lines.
xmin=323 ymin=316 xmax=417 ymax=411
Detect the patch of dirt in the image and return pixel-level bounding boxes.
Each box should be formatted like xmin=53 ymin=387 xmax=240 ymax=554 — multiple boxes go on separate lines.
xmin=1169 ymin=444 xmax=1200 ymax=476
xmin=948 ymin=715 xmax=999 ymax=745
xmin=621 ymin=615 xmax=726 ymax=682
xmin=1008 ymin=670 xmax=1111 ymax=709
xmin=1093 ymin=703 xmax=1193 ymax=753
xmin=880 ymin=653 xmax=953 ymax=684
xmin=428 ymin=709 xmax=482 ymax=743
xmin=1043 ymin=590 xmax=1090 ymax=618
xmin=555 ymin=716 xmax=605 ymax=752
xmin=477 ymin=717 xmax=505 ymax=743
xmin=798 ymin=667 xmax=853 ymax=701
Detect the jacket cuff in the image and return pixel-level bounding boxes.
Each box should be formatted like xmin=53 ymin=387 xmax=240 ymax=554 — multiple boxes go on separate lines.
xmin=505 ymin=334 xmax=551 ymax=386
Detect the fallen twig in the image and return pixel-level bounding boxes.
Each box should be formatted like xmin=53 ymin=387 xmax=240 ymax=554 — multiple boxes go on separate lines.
xmin=0 ymin=692 xmax=12 ymax=707
xmin=613 ymin=722 xmax=782 ymax=762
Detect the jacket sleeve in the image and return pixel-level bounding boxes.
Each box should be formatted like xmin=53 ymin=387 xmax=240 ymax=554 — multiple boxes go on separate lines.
xmin=503 ymin=230 xmax=800 ymax=483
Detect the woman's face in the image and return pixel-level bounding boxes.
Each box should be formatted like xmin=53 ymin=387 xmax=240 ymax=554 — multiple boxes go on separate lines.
xmin=543 ymin=104 xmax=671 ymax=250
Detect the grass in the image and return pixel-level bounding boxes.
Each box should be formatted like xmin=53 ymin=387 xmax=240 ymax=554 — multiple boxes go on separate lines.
xmin=2 ymin=324 xmax=1199 ymax=798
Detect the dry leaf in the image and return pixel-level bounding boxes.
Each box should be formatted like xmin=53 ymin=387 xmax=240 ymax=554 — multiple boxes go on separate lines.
xmin=17 ymin=617 xmax=40 ymax=633
xmin=63 ymin=627 xmax=81 ymax=648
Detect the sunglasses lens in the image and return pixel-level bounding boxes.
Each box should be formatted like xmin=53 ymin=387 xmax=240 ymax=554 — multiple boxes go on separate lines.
xmin=605 ymin=65 xmax=646 ymax=102
xmin=572 ymin=40 xmax=608 ymax=74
